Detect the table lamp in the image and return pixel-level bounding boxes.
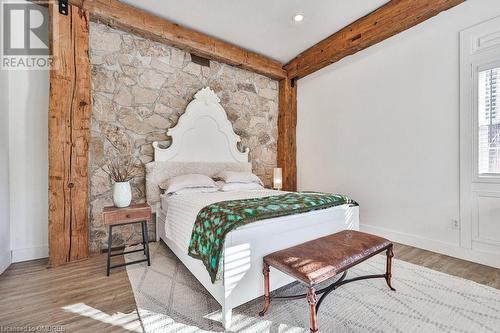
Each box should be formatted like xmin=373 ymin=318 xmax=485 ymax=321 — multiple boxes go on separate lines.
xmin=273 ymin=168 xmax=282 ymax=190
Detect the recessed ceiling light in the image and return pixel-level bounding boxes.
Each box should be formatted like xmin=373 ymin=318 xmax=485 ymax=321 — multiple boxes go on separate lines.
xmin=293 ymin=14 xmax=304 ymax=22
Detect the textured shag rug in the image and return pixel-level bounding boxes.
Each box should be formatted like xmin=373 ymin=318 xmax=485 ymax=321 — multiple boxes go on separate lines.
xmin=125 ymin=242 xmax=500 ymax=333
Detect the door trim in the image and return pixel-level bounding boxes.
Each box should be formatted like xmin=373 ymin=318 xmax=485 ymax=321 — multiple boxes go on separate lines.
xmin=460 ymin=15 xmax=500 ymax=253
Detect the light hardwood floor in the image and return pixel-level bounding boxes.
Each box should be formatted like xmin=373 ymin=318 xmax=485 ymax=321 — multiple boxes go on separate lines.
xmin=0 ymin=253 xmax=139 ymax=332
xmin=0 ymin=242 xmax=499 ymax=332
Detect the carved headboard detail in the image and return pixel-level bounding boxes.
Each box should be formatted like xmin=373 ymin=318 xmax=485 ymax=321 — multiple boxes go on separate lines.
xmin=146 ymin=87 xmax=252 ymax=206
xmin=152 ymin=87 xmax=249 ymax=163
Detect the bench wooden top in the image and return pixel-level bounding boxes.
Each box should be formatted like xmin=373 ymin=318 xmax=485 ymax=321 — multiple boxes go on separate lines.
xmin=263 ymin=230 xmax=392 ymax=286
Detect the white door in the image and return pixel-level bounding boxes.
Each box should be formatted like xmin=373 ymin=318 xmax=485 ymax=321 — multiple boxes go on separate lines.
xmin=460 ymin=16 xmax=500 ymax=267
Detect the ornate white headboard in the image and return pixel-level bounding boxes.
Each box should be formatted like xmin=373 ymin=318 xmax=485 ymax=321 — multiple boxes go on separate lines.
xmin=152 ymin=87 xmax=249 ymax=163
xmin=146 ymin=87 xmax=252 ymax=205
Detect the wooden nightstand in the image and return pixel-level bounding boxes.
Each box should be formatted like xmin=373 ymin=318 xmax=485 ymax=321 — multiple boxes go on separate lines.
xmin=103 ymin=203 xmax=152 ymax=276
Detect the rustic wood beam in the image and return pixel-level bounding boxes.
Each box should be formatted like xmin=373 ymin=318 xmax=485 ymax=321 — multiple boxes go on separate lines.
xmin=277 ymin=78 xmax=297 ymax=191
xmin=285 ymin=0 xmax=465 ymax=79
xmin=48 ymin=4 xmax=91 ymax=266
xmin=67 ymin=0 xmax=287 ymax=80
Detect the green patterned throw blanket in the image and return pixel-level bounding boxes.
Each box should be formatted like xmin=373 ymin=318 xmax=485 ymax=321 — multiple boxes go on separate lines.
xmin=188 ymin=192 xmax=357 ymax=282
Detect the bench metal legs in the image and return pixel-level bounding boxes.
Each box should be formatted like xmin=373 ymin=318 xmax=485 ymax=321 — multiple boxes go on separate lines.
xmin=385 ymin=245 xmax=396 ymax=291
xmin=259 ymin=244 xmax=396 ymax=332
xmin=259 ymin=263 xmax=271 ymax=317
xmin=307 ymin=288 xmax=318 ymax=332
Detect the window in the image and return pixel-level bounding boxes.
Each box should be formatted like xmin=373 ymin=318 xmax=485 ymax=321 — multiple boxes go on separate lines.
xmin=478 ymin=66 xmax=500 ymax=174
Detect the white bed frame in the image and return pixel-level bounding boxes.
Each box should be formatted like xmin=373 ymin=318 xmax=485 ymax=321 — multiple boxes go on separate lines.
xmin=146 ymin=87 xmax=359 ymax=329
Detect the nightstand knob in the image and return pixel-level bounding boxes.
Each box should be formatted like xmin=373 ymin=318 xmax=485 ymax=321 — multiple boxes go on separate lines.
xmin=126 ymin=214 xmax=131 ymax=218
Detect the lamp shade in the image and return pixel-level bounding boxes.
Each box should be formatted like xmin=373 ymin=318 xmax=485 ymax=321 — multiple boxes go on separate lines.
xmin=273 ymin=168 xmax=283 ymax=190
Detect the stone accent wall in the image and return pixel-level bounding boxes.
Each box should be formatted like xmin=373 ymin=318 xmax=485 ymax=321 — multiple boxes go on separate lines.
xmin=88 ymin=22 xmax=279 ymax=252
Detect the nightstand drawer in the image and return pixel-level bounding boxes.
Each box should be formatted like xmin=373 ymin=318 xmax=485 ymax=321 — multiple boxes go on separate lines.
xmin=103 ymin=203 xmax=151 ymax=225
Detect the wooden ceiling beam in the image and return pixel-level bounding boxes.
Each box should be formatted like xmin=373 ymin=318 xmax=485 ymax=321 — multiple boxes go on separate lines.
xmin=285 ymin=0 xmax=465 ymax=79
xmin=67 ymin=0 xmax=287 ymax=80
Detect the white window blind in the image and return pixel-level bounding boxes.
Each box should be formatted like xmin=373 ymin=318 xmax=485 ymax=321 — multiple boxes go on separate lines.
xmin=478 ymin=66 xmax=500 ymax=174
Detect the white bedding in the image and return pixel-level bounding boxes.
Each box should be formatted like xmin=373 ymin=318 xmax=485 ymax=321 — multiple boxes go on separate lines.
xmin=161 ymin=189 xmax=287 ymax=252
xmin=160 ymin=189 xmax=353 ymax=256
xmin=157 ymin=188 xmax=359 ymax=319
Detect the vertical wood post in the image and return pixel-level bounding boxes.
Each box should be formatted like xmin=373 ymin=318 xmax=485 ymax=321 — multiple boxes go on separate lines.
xmin=48 ymin=4 xmax=90 ymax=266
xmin=277 ymin=78 xmax=297 ymax=191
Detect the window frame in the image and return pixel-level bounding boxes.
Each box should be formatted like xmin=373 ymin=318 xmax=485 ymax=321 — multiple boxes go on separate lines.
xmin=473 ymin=59 xmax=500 ymax=182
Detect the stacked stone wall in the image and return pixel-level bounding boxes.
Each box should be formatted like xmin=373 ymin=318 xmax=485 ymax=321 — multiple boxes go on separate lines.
xmin=88 ymin=22 xmax=279 ymax=251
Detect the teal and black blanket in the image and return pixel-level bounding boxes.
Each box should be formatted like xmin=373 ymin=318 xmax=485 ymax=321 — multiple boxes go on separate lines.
xmin=188 ymin=192 xmax=357 ymax=282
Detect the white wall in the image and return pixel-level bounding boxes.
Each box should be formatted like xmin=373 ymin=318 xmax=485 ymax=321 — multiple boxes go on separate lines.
xmin=8 ymin=69 xmax=49 ymax=262
xmin=6 ymin=2 xmax=49 ymax=262
xmin=297 ymin=0 xmax=500 ymax=265
xmin=0 ymin=71 xmax=11 ymax=273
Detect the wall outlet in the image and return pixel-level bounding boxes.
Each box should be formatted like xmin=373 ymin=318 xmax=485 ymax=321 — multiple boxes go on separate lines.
xmin=451 ymin=219 xmax=460 ymax=230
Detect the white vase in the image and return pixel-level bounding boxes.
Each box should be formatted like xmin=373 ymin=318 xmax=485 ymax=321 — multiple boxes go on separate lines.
xmin=113 ymin=181 xmax=132 ymax=208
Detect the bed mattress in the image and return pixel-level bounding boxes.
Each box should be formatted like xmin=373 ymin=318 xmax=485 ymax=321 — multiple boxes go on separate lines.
xmin=160 ymin=190 xmax=354 ymax=255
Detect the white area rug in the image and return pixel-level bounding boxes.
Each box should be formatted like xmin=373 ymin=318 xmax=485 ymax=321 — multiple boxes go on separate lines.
xmin=125 ymin=242 xmax=500 ymax=333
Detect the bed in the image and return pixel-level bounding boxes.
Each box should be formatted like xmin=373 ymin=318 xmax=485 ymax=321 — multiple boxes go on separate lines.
xmin=145 ymin=87 xmax=359 ymax=329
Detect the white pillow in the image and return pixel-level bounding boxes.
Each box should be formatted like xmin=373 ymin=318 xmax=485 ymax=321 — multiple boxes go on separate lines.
xmin=159 ymin=174 xmax=217 ymax=194
xmin=215 ymin=171 xmax=263 ymax=185
xmin=173 ymin=187 xmax=220 ymax=195
xmin=220 ymin=182 xmax=264 ymax=192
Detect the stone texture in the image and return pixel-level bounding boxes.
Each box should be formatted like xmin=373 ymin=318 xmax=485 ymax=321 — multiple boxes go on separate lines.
xmin=89 ymin=22 xmax=278 ymax=252
xmin=93 ymin=94 xmax=117 ymax=122
xmin=139 ymin=69 xmax=167 ymax=89
xmin=90 ymin=30 xmax=122 ymax=53
xmin=99 ymin=123 xmax=132 ymax=153
xmin=132 ymin=86 xmax=159 ymax=104
xmin=259 ymin=88 xmax=277 ymax=100
xmin=119 ymin=113 xmax=155 ymax=135
xmin=237 ymin=83 xmax=257 ymax=93
xmin=92 ymin=67 xmax=116 ymax=93
xmin=113 ymin=85 xmax=133 ymax=106
xmin=151 ymin=57 xmax=174 ymax=74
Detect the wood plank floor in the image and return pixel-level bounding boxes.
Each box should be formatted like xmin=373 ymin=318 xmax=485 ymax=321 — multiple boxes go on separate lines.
xmin=0 ymin=242 xmax=499 ymax=332
xmin=0 ymin=253 xmax=140 ymax=332
xmin=394 ymin=243 xmax=500 ymax=289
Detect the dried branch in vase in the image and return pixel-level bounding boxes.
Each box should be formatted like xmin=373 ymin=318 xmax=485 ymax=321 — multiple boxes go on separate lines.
xmin=103 ymin=156 xmax=141 ymax=183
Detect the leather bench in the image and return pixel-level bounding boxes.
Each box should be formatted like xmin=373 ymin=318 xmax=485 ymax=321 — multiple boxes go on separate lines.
xmin=259 ymin=230 xmax=395 ymax=332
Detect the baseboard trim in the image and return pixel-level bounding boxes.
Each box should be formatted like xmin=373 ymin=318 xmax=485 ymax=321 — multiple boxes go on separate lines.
xmin=360 ymin=224 xmax=500 ymax=270
xmin=11 ymin=245 xmax=48 ymax=263
xmin=0 ymin=250 xmax=11 ymax=274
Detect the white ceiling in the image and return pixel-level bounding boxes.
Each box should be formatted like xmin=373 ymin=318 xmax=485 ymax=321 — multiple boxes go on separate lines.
xmin=122 ymin=0 xmax=389 ymax=63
